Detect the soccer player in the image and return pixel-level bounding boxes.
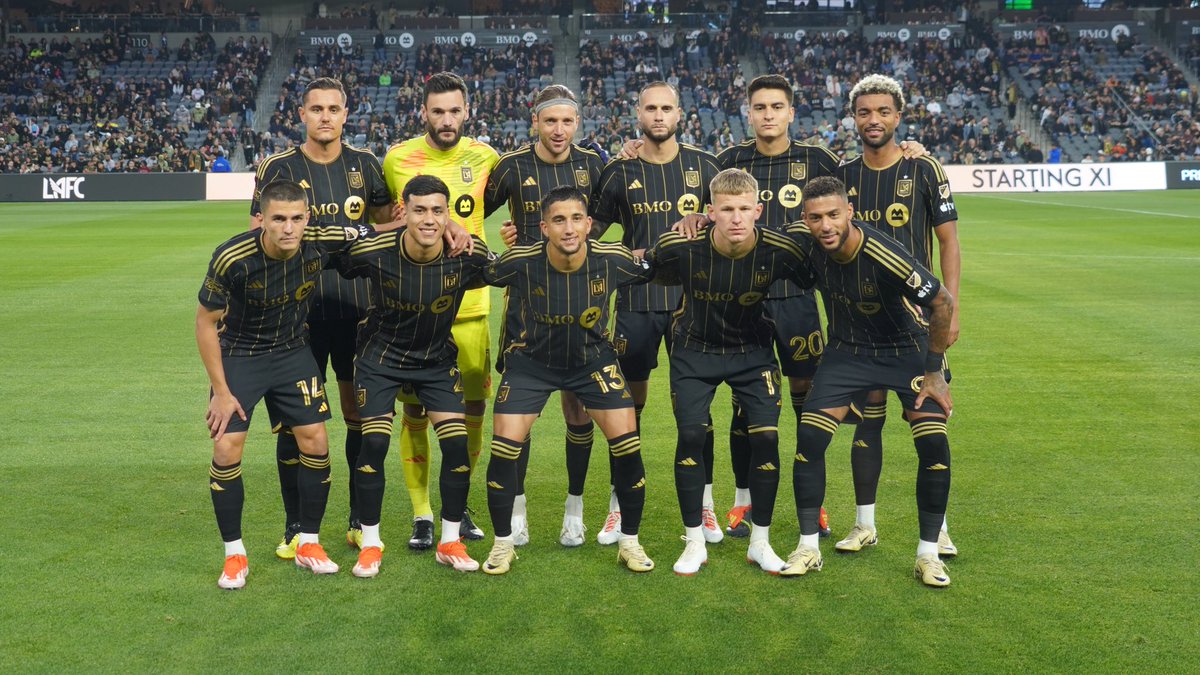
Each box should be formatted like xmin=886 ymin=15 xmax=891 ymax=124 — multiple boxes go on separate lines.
xmin=646 ymin=169 xmax=809 ymax=575
xmin=835 ymin=74 xmax=961 ymax=558
xmin=198 ymin=180 xmax=370 ymax=589
xmin=382 ymin=72 xmax=500 ymax=550
xmin=485 ymin=84 xmax=607 ymax=547
xmin=337 ymin=175 xmax=492 ymax=577
xmin=479 ymin=186 xmax=656 ymax=575
xmin=251 ymin=77 xmax=393 ymax=560
xmin=780 ymin=176 xmax=955 ymax=588
xmin=591 ymin=81 xmax=722 ymax=545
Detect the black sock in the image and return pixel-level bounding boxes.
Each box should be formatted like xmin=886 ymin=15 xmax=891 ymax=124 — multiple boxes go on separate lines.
xmin=851 ymin=403 xmax=887 ymax=506
xmin=344 ymin=418 xmax=362 ymax=522
xmin=275 ymin=428 xmax=300 ymax=526
xmin=703 ymin=414 xmax=715 ymax=486
xmin=210 ymin=461 xmax=244 ymax=542
xmin=747 ymin=425 xmax=780 ymax=527
xmin=911 ymin=417 xmax=952 ymax=542
xmin=793 ymin=411 xmax=838 ymax=535
xmin=355 ymin=418 xmax=392 ymax=526
xmin=515 ymin=434 xmax=531 ymax=495
xmin=674 ymin=424 xmax=707 ymax=528
xmin=729 ymin=399 xmax=750 ymax=490
xmin=608 ymin=431 xmax=645 ymax=535
xmin=790 ymin=389 xmax=807 ymax=424
xmin=486 ymin=436 xmax=523 ymax=537
xmin=434 ymin=418 xmax=470 ymax=523
xmin=297 ymin=451 xmax=331 ymax=534
xmin=565 ymin=422 xmax=594 ymax=496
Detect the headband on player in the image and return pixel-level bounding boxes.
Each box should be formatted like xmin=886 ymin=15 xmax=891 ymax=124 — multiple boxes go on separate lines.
xmin=534 ymin=98 xmax=580 ymax=115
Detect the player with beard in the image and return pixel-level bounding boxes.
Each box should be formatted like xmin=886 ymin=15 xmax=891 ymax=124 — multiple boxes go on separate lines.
xmin=382 ymin=72 xmax=499 ymax=550
xmin=484 ymin=85 xmax=606 ymax=548
xmin=834 ymin=74 xmax=961 ymax=559
xmin=590 ymin=81 xmax=722 ymax=546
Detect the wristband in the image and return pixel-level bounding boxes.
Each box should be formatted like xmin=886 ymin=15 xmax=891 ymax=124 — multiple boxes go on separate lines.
xmin=924 ymin=350 xmax=944 ymax=373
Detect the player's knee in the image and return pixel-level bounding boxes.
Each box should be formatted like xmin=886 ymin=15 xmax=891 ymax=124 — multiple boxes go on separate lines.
xmin=910 ymin=417 xmax=951 ymax=469
xmin=566 ymin=421 xmax=594 ymax=447
xmin=489 ymin=435 xmax=523 ymax=462
xmin=675 ymin=424 xmax=707 ymax=465
xmin=291 ymin=423 xmax=329 ymax=456
xmin=795 ymin=411 xmax=839 ymax=464
xmin=607 ymin=430 xmax=640 ymax=458
xmin=464 ymin=400 xmax=486 ymax=417
xmin=860 ymin=402 xmax=888 ymax=429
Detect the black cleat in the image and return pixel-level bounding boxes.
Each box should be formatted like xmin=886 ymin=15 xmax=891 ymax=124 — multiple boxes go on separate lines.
xmin=408 ymin=519 xmax=434 ymax=550
xmin=461 ymin=509 xmax=485 ymax=541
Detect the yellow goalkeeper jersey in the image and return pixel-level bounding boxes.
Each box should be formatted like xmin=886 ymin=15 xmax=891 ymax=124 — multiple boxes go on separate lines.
xmin=382 ymin=135 xmax=500 ymax=320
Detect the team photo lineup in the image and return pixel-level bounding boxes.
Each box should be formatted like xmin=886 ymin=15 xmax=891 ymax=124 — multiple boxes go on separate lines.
xmin=199 ymin=63 xmax=964 ymax=590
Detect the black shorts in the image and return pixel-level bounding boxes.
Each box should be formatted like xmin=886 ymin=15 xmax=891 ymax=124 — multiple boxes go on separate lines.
xmin=612 ymin=309 xmax=673 ymax=382
xmin=309 ymin=318 xmax=358 ymax=383
xmin=354 ymin=357 xmax=464 ymax=418
xmin=806 ymin=346 xmax=947 ymax=416
xmin=218 ymin=347 xmax=331 ymax=434
xmin=764 ymin=294 xmax=824 ymax=379
xmin=494 ymin=352 xmax=634 ymax=415
xmin=669 ymin=346 xmax=782 ymax=427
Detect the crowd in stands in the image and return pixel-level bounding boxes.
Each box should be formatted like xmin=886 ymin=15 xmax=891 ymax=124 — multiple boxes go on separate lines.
xmin=0 ymin=31 xmax=270 ymax=173
xmin=1005 ymin=28 xmax=1199 ymax=162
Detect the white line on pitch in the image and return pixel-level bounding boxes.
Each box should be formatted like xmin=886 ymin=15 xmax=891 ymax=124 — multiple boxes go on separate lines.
xmin=970 ymin=194 xmax=1200 ymax=219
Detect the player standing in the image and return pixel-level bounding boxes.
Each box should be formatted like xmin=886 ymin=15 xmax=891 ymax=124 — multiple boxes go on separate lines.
xmin=479 ymin=186 xmax=656 ymax=575
xmin=591 ymin=81 xmax=722 ymax=545
xmin=382 ymin=72 xmax=500 ymax=550
xmin=251 ymin=77 xmax=393 ymax=559
xmin=485 ymin=84 xmax=607 ymax=547
xmin=198 ymin=180 xmax=370 ymax=588
xmin=781 ymin=176 xmax=955 ymax=587
xmin=646 ymin=169 xmax=809 ymax=575
xmin=835 ymin=74 xmax=961 ymax=557
xmin=337 ymin=175 xmax=493 ymax=576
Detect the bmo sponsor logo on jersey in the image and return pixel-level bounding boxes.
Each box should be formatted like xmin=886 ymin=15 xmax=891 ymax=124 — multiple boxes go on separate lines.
xmin=43 ymin=176 xmax=86 ymax=200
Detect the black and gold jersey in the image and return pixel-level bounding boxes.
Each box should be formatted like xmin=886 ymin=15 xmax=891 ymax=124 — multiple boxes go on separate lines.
xmin=484 ymin=143 xmax=606 ymax=246
xmin=338 ymin=231 xmax=491 ymax=370
xmin=198 ymin=225 xmax=361 ymax=357
xmin=252 ymin=144 xmax=392 ymax=321
xmin=484 ymin=240 xmax=655 ymax=369
xmin=592 ymin=144 xmax=722 ymax=312
xmin=717 ymin=139 xmax=840 ymax=299
xmin=648 ymin=226 xmax=809 ymax=354
xmin=788 ymin=221 xmax=942 ymax=357
xmin=836 ymin=155 xmax=957 ymax=269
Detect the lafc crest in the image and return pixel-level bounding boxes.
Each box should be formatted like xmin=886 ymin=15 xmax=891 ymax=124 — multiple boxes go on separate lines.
xmin=590 ymin=277 xmax=606 ymax=296
xmin=897 ymin=179 xmax=913 ymax=198
xmin=461 ymin=165 xmax=474 ymax=184
xmin=575 ymin=169 xmax=590 ymax=187
xmin=790 ymin=163 xmax=806 ymax=181
xmin=444 ymin=272 xmax=459 ymax=290
xmin=349 ymin=171 xmax=364 ymax=189
xmin=685 ymin=170 xmax=700 ymax=188
xmin=753 ymin=269 xmax=771 ymax=287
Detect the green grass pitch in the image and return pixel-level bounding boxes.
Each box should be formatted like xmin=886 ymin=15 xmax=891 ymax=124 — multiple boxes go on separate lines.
xmin=1 ymin=191 xmax=1197 ymax=671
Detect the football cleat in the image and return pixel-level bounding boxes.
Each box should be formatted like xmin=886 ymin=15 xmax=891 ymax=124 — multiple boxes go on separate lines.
xmin=461 ymin=509 xmax=485 ymax=541
xmin=725 ymin=505 xmax=751 ymax=538
xmin=408 ymin=519 xmax=434 ymax=551
xmin=780 ymin=545 xmax=823 ymax=577
xmin=274 ymin=522 xmax=300 ymax=560
xmin=746 ymin=539 xmax=785 ymax=574
xmin=512 ymin=515 xmax=530 ymax=547
xmin=672 ymin=536 xmax=708 ymax=576
xmin=701 ymin=506 xmax=724 ymax=543
xmin=560 ymin=514 xmax=586 ymax=548
xmin=819 ymin=507 xmax=832 ymax=538
xmin=436 ymin=539 xmax=480 ymax=572
xmin=482 ymin=540 xmax=518 ymax=575
xmin=835 ymin=524 xmax=879 ymax=553
xmin=617 ymin=538 xmax=655 ymax=572
xmin=295 ymin=543 xmax=339 ymax=574
xmin=915 ymin=553 xmax=951 ymax=587
xmin=938 ymin=530 xmax=958 ymax=557
xmin=346 ymin=518 xmax=363 ymax=549
xmin=596 ymin=511 xmax=622 ymax=545
xmin=217 ymin=554 xmax=248 ymax=590
xmin=352 ymin=546 xmax=382 ymax=578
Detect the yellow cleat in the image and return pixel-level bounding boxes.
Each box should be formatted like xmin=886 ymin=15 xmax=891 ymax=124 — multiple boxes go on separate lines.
xmin=274 ymin=523 xmax=300 ymax=560
xmin=617 ymin=539 xmax=655 ymax=573
xmin=780 ymin=545 xmax=823 ymax=577
xmin=834 ymin=524 xmax=879 ymax=553
xmin=938 ymin=530 xmax=958 ymax=557
xmin=915 ymin=553 xmax=951 ymax=588
xmin=482 ymin=539 xmax=518 ymax=575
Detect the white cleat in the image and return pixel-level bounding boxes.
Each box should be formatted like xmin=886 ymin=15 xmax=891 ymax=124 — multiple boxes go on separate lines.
xmin=596 ymin=511 xmax=622 ymax=545
xmin=746 ymin=539 xmax=785 ymax=574
xmin=560 ymin=514 xmax=586 ymax=547
xmin=511 ymin=515 xmax=530 ymax=547
xmin=672 ymin=536 xmax=708 ymax=576
xmin=701 ymin=506 xmax=724 ymax=543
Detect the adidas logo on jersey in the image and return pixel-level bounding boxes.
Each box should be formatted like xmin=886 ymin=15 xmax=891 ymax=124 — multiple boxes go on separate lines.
xmin=847 ymin=187 xmax=858 ymax=196
xmin=248 ymin=280 xmax=265 ymax=289
xmin=627 ymin=179 xmax=643 ymax=190
xmin=298 ymin=179 xmax=312 ymax=189
xmin=522 ymin=176 xmax=537 ymax=187
xmin=532 ymin=286 xmax=546 ymax=296
xmin=693 ymin=271 xmax=708 ymax=280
